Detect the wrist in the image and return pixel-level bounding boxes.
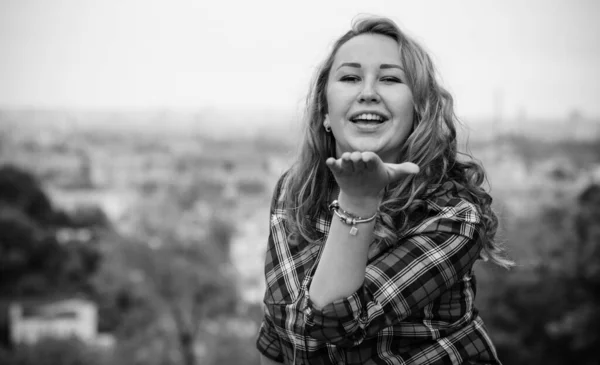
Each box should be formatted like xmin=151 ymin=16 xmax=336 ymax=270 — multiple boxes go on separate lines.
xmin=337 ymin=191 xmax=381 ymax=217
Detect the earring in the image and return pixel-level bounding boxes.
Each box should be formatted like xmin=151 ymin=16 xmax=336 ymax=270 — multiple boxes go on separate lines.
xmin=323 ymin=116 xmax=331 ymax=132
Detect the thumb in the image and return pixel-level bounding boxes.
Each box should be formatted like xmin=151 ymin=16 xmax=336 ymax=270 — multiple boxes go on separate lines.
xmin=385 ymin=162 xmax=420 ymax=183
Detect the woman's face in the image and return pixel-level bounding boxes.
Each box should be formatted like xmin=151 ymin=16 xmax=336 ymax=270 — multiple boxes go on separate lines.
xmin=326 ymin=33 xmax=414 ymax=163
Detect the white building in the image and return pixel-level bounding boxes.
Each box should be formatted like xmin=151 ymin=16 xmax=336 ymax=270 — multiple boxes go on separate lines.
xmin=8 ymin=298 xmax=112 ymax=347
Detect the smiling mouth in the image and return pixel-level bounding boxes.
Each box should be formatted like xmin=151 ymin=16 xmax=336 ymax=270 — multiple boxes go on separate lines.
xmin=350 ymin=113 xmax=388 ymax=124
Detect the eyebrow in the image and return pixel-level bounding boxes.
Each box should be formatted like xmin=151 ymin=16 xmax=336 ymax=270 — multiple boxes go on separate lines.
xmin=336 ymin=62 xmax=404 ymax=71
xmin=380 ymin=64 xmax=403 ymax=70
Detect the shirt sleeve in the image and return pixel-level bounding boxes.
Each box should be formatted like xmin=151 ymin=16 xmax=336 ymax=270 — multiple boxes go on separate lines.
xmin=256 ymin=305 xmax=284 ymax=362
xmin=256 ymin=172 xmax=288 ymax=361
xmin=302 ymin=200 xmax=483 ymax=347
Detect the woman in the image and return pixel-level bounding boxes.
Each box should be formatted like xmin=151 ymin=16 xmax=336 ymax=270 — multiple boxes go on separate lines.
xmin=257 ymin=16 xmax=512 ymax=365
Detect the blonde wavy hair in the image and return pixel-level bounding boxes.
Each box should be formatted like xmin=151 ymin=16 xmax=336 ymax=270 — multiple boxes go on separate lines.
xmin=284 ymin=16 xmax=513 ymax=269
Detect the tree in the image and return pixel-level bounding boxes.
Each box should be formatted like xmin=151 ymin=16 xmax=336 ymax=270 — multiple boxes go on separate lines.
xmin=0 ymin=164 xmax=54 ymax=225
xmin=124 ymin=238 xmax=237 ymax=365
xmin=482 ymin=183 xmax=600 ymax=364
xmin=96 ymin=181 xmax=239 ymax=365
xmin=0 ymin=164 xmax=103 ymax=298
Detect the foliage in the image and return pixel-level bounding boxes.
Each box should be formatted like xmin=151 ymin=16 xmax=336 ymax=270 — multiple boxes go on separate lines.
xmin=208 ymin=328 xmax=261 ymax=365
xmin=0 ymin=337 xmax=111 ymax=365
xmin=0 ymin=164 xmax=103 ymax=298
xmin=0 ymin=164 xmax=55 ymax=225
xmin=0 ymin=162 xmax=244 ymax=364
xmin=479 ymin=183 xmax=600 ymax=365
xmin=91 ymin=180 xmax=240 ymax=365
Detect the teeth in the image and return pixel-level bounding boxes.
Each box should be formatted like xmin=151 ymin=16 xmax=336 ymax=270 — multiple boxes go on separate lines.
xmin=353 ymin=113 xmax=384 ymax=121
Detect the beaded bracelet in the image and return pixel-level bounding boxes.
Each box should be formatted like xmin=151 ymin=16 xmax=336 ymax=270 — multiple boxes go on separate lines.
xmin=328 ymin=200 xmax=377 ymax=236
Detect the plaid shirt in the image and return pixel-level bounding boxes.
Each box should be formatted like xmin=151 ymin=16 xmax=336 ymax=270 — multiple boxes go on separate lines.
xmin=257 ymin=172 xmax=502 ymax=365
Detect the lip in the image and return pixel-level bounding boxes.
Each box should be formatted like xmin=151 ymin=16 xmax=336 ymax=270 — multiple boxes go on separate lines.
xmin=349 ymin=120 xmax=387 ymax=133
xmin=348 ymin=110 xmax=390 ymax=122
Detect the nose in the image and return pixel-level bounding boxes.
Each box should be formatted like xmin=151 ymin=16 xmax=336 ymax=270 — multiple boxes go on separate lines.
xmin=357 ymin=80 xmax=380 ymax=103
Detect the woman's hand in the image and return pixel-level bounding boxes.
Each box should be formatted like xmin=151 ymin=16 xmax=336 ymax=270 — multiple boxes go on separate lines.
xmin=326 ymin=151 xmax=419 ymax=204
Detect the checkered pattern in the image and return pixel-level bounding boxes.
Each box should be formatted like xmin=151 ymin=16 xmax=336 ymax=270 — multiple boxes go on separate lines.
xmin=256 ymin=173 xmax=502 ymax=365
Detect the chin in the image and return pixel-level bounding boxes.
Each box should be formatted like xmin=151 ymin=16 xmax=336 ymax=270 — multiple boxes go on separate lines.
xmin=349 ymin=141 xmax=383 ymax=154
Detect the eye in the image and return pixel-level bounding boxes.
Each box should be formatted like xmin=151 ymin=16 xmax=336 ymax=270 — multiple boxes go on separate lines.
xmin=381 ymin=77 xmax=402 ymax=84
xmin=340 ymin=75 xmax=361 ymax=83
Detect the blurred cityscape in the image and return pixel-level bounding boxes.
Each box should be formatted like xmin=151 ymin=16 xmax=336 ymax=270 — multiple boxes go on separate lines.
xmin=0 ymin=108 xmax=599 ymax=364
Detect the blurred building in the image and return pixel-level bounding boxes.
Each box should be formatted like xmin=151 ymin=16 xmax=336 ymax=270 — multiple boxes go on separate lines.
xmin=8 ymin=298 xmax=114 ymax=349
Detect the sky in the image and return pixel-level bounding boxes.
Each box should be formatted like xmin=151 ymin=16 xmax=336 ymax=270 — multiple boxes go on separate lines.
xmin=1 ymin=0 xmax=599 ymax=119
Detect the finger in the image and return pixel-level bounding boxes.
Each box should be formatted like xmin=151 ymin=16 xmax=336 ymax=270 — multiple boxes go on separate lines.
xmin=325 ymin=157 xmax=336 ymax=167
xmin=350 ymin=152 xmax=367 ymax=171
xmin=340 ymin=152 xmax=354 ymax=173
xmin=362 ymin=151 xmax=381 ymax=172
xmin=326 ymin=157 xmax=343 ymax=174
xmin=386 ymin=162 xmax=420 ymax=182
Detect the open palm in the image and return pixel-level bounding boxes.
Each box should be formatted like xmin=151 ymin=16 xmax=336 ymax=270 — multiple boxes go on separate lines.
xmin=326 ymin=151 xmax=419 ymax=199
